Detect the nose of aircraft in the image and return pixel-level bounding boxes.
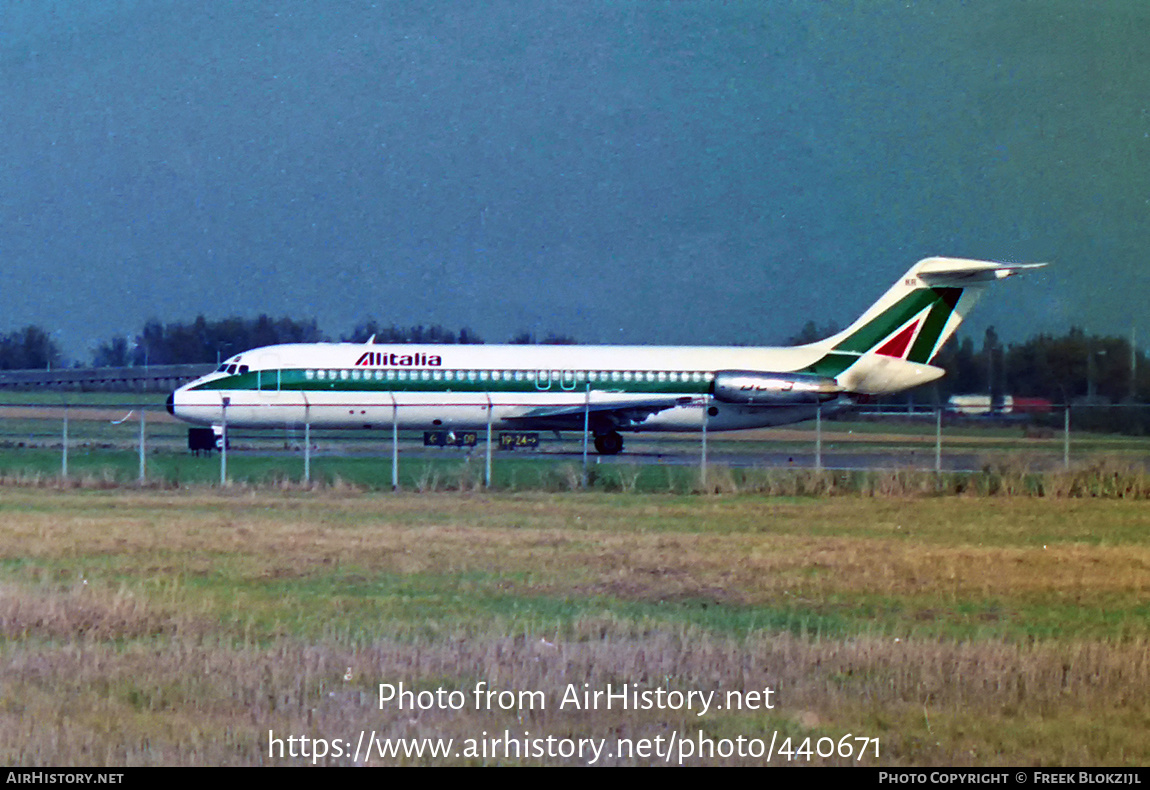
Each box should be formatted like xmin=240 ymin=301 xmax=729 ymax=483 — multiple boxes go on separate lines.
xmin=166 ymin=392 xmax=175 ymax=416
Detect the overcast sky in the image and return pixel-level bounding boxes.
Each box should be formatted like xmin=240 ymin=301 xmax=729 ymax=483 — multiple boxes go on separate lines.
xmin=1 ymin=1 xmax=1146 ymax=361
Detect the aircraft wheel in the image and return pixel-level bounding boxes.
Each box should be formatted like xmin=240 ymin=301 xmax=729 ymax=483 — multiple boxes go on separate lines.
xmin=593 ymin=431 xmax=624 ymax=455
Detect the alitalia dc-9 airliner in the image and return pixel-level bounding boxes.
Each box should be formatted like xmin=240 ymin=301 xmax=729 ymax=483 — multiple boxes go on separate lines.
xmin=167 ymin=257 xmax=1043 ymax=454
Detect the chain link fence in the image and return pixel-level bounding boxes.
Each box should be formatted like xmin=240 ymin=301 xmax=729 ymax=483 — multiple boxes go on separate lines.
xmin=0 ymin=399 xmax=1147 ymax=490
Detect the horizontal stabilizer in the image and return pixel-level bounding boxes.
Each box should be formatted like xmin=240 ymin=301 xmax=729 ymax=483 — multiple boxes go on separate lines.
xmin=915 ymin=258 xmax=1047 ymax=286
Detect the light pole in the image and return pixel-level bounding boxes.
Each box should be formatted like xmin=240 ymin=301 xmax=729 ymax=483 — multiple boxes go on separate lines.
xmin=1087 ymin=347 xmax=1106 ymax=402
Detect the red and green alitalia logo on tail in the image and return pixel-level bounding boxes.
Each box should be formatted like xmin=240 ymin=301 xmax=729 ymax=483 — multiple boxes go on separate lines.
xmin=837 ymin=287 xmax=962 ymax=362
xmin=806 ymin=287 xmax=962 ymax=377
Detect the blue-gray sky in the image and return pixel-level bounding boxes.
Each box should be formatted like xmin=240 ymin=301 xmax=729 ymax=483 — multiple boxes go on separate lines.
xmin=1 ymin=1 xmax=1145 ymax=361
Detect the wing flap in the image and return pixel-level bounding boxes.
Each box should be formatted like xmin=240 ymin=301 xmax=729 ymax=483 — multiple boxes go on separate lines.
xmin=505 ymin=395 xmax=694 ymax=431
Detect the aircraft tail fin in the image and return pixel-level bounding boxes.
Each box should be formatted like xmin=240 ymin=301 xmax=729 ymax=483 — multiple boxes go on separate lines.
xmin=807 ymin=257 xmax=1045 ymax=365
xmin=798 ymin=257 xmax=1045 ymax=390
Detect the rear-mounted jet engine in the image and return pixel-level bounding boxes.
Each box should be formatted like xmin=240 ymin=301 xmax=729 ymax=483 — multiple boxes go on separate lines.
xmin=712 ymin=370 xmax=843 ymax=405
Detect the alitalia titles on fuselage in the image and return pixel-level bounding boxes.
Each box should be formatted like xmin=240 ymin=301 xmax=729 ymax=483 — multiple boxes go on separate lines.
xmin=355 ymin=351 xmax=443 ymax=367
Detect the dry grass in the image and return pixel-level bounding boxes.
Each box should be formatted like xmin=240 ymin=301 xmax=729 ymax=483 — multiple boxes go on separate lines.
xmin=0 ymin=489 xmax=1148 ymax=765
xmin=2 ymin=595 xmax=1147 ymax=765
xmin=2 ymin=491 xmax=1144 ymax=606
xmin=3 ymin=448 xmax=1150 ymax=498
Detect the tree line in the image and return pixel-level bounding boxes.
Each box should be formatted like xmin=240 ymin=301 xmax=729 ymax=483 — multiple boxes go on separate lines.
xmin=0 ymin=326 xmax=63 ymax=371
xmin=0 ymin=315 xmax=578 ymax=371
xmin=932 ymin=326 xmax=1145 ymax=405
xmin=788 ymin=320 xmax=1145 ymax=405
xmin=4 ymin=315 xmax=1146 ymax=405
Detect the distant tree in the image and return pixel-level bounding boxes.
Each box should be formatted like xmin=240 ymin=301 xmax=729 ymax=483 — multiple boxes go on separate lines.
xmin=341 ymin=320 xmax=484 ymax=345
xmin=934 ymin=327 xmax=1147 ymax=405
xmin=932 ymin=335 xmax=981 ymax=397
xmin=785 ymin=321 xmax=839 ymax=346
xmin=983 ymin=326 xmax=1000 ymax=399
xmin=507 ymin=331 xmax=577 ymax=345
xmin=92 ymin=335 xmax=130 ymax=367
xmin=0 ymin=325 xmax=63 ymax=370
xmin=93 ymin=315 xmax=326 ymax=366
xmin=457 ymin=326 xmax=483 ymax=345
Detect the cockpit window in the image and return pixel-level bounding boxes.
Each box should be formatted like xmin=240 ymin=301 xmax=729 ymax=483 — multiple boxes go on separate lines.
xmin=226 ymin=364 xmax=238 ymax=375
xmin=238 ymin=365 xmax=249 ymax=374
xmin=216 ymin=364 xmax=228 ymax=373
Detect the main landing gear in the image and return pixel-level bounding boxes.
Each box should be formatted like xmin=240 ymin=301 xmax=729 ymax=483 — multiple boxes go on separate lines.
xmin=593 ymin=431 xmax=624 ymax=455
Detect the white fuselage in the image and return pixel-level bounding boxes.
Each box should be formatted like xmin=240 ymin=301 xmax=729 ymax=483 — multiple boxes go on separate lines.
xmin=168 ymin=342 xmax=845 ymax=433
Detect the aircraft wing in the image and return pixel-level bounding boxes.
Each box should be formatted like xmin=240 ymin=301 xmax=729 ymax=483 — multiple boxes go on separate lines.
xmin=504 ymin=395 xmax=695 ymax=432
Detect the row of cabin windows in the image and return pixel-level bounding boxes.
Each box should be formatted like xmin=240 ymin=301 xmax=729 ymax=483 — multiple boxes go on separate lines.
xmin=301 ymin=369 xmax=715 ymax=384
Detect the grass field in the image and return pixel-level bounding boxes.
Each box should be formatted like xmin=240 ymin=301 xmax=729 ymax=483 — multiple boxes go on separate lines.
xmin=0 ymin=487 xmax=1147 ymax=766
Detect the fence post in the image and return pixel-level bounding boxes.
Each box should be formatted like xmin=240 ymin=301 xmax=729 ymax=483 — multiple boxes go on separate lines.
xmin=582 ymin=384 xmax=590 ymax=488
xmin=303 ymin=417 xmax=311 ymax=486
xmin=700 ymin=397 xmax=709 ymax=490
xmin=935 ymin=408 xmax=942 ymax=474
xmin=485 ymin=393 xmax=493 ymax=489
xmin=138 ymin=408 xmax=146 ymax=484
xmin=61 ymin=409 xmax=68 ymax=480
xmin=391 ymin=395 xmax=399 ymax=491
xmin=220 ymin=397 xmax=229 ymax=487
xmin=815 ymin=402 xmax=823 ymax=472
